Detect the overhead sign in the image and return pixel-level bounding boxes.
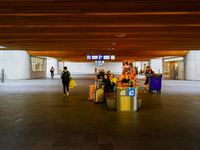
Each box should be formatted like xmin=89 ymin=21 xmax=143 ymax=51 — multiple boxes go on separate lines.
xmin=111 ymin=55 xmax=115 ymax=60
xmin=87 ymin=55 xmax=92 ymax=60
xmin=99 ymin=55 xmax=103 ymax=60
xmin=103 ymin=55 xmax=110 ymax=60
xmin=92 ymin=55 xmax=99 ymax=60
xmin=87 ymin=55 xmax=115 ymax=60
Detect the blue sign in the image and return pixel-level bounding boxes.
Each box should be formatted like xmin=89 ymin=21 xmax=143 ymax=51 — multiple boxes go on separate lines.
xmin=127 ymin=88 xmax=136 ymax=97
xmin=92 ymin=55 xmax=99 ymax=60
xmin=87 ymin=55 xmax=92 ymax=60
xmin=99 ymin=55 xmax=103 ymax=60
xmin=103 ymin=55 xmax=110 ymax=60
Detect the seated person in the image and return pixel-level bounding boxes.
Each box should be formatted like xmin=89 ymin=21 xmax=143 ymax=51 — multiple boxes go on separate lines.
xmin=128 ymin=75 xmax=133 ymax=87
xmin=102 ymin=74 xmax=112 ymax=92
xmin=122 ymin=75 xmax=132 ymax=87
xmin=110 ymin=73 xmax=117 ymax=91
xmin=119 ymin=72 xmax=126 ymax=81
xmin=100 ymin=69 xmax=105 ymax=79
xmin=97 ymin=72 xmax=101 ymax=79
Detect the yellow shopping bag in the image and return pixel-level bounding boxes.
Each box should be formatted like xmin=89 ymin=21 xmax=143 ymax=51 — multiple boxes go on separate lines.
xmin=69 ymin=77 xmax=77 ymax=89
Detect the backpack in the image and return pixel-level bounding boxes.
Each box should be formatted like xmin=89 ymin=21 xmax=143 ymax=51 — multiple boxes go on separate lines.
xmin=62 ymin=71 xmax=70 ymax=81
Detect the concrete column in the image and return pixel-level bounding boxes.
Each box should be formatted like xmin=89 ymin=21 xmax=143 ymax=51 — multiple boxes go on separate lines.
xmin=47 ymin=57 xmax=59 ymax=75
xmin=136 ymin=61 xmax=142 ymax=73
xmin=185 ymin=50 xmax=200 ymax=80
xmin=150 ymin=57 xmax=163 ymax=74
xmin=0 ymin=50 xmax=31 ymax=79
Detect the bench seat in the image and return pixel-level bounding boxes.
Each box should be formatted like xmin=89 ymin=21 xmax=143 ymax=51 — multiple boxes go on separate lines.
xmin=105 ymin=92 xmax=142 ymax=110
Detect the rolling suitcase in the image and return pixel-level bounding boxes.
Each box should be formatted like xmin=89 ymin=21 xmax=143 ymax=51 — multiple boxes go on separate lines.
xmin=93 ymin=89 xmax=97 ymax=102
xmin=93 ymin=89 xmax=104 ymax=103
xmin=89 ymin=84 xmax=96 ymax=100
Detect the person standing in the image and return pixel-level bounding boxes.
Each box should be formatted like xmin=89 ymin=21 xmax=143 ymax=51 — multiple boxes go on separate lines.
xmin=50 ymin=66 xmax=55 ymax=78
xmin=94 ymin=67 xmax=97 ymax=74
xmin=61 ymin=66 xmax=70 ymax=96
xmin=143 ymin=66 xmax=154 ymax=91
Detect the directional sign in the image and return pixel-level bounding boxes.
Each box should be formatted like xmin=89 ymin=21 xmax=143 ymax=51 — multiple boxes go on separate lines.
xmin=87 ymin=55 xmax=92 ymax=60
xmin=99 ymin=55 xmax=103 ymax=60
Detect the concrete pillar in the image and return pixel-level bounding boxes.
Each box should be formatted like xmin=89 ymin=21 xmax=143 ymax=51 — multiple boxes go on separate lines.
xmin=136 ymin=61 xmax=142 ymax=73
xmin=47 ymin=57 xmax=59 ymax=75
xmin=150 ymin=57 xmax=163 ymax=74
xmin=185 ymin=50 xmax=200 ymax=80
xmin=0 ymin=50 xmax=31 ymax=79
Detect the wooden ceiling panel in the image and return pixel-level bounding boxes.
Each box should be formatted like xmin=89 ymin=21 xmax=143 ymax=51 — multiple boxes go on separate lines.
xmin=0 ymin=0 xmax=200 ymax=61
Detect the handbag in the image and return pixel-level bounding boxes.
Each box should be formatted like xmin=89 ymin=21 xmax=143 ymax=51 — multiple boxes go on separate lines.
xmin=69 ymin=77 xmax=77 ymax=89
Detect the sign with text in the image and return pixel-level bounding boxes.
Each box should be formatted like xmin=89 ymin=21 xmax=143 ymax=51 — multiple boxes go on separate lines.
xmin=92 ymin=55 xmax=99 ymax=60
xmin=103 ymin=55 xmax=110 ymax=60
xmin=87 ymin=55 xmax=115 ymax=60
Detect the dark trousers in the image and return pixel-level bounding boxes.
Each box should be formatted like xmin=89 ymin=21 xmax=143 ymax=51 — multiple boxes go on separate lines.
xmin=51 ymin=72 xmax=54 ymax=77
xmin=145 ymin=77 xmax=149 ymax=85
xmin=62 ymin=81 xmax=69 ymax=94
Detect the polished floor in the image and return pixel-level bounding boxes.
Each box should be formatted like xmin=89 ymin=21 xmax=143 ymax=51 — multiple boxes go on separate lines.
xmin=0 ymin=75 xmax=200 ymax=150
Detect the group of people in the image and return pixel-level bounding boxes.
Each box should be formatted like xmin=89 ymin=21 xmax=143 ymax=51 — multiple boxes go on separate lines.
xmin=119 ymin=72 xmax=134 ymax=87
xmin=96 ymin=69 xmax=117 ymax=92
xmin=102 ymin=73 xmax=116 ymax=93
xmin=53 ymin=65 xmax=155 ymax=97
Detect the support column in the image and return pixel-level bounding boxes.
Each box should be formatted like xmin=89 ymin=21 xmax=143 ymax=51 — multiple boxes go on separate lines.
xmin=185 ymin=50 xmax=200 ymax=80
xmin=47 ymin=57 xmax=59 ymax=75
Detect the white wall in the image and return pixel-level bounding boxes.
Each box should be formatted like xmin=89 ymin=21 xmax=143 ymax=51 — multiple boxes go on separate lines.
xmin=150 ymin=57 xmax=163 ymax=74
xmin=46 ymin=57 xmax=58 ymax=75
xmin=136 ymin=61 xmax=142 ymax=72
xmin=0 ymin=50 xmax=30 ymax=79
xmin=185 ymin=50 xmax=200 ymax=80
xmin=63 ymin=62 xmax=122 ymax=74
xmin=0 ymin=50 xmax=47 ymax=79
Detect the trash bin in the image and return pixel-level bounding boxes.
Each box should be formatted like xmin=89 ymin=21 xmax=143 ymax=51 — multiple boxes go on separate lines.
xmin=117 ymin=87 xmax=137 ymax=112
xmin=148 ymin=74 xmax=162 ymax=94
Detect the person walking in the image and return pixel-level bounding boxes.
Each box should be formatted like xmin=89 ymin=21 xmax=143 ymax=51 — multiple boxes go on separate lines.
xmin=61 ymin=66 xmax=70 ymax=96
xmin=50 ymin=66 xmax=55 ymax=77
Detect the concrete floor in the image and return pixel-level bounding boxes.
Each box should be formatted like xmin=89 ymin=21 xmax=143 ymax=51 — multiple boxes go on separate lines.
xmin=0 ymin=75 xmax=200 ymax=150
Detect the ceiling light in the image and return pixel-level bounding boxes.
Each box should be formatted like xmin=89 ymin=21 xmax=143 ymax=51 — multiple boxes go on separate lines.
xmin=115 ymin=34 xmax=125 ymax=37
xmin=0 ymin=46 xmax=7 ymax=49
xmin=108 ymin=48 xmax=114 ymax=50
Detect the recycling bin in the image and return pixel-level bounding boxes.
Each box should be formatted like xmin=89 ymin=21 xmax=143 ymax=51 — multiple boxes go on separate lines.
xmin=148 ymin=74 xmax=162 ymax=94
xmin=117 ymin=87 xmax=137 ymax=112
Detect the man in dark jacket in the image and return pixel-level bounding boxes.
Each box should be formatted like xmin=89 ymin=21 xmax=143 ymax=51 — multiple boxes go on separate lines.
xmin=143 ymin=66 xmax=154 ymax=91
xmin=61 ymin=66 xmax=70 ymax=96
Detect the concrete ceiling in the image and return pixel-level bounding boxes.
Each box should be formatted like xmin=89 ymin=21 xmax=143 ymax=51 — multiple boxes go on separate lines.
xmin=0 ymin=0 xmax=200 ymax=62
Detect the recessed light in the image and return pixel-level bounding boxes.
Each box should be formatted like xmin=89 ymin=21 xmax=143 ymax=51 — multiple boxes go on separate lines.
xmin=108 ymin=48 xmax=114 ymax=50
xmin=115 ymin=34 xmax=125 ymax=37
xmin=0 ymin=46 xmax=7 ymax=49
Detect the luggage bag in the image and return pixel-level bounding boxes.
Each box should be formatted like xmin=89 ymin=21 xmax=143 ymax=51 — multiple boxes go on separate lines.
xmin=89 ymin=84 xmax=96 ymax=100
xmin=93 ymin=89 xmax=104 ymax=103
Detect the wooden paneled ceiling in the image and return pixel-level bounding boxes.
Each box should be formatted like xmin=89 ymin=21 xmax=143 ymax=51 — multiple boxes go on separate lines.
xmin=0 ymin=0 xmax=200 ymax=62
